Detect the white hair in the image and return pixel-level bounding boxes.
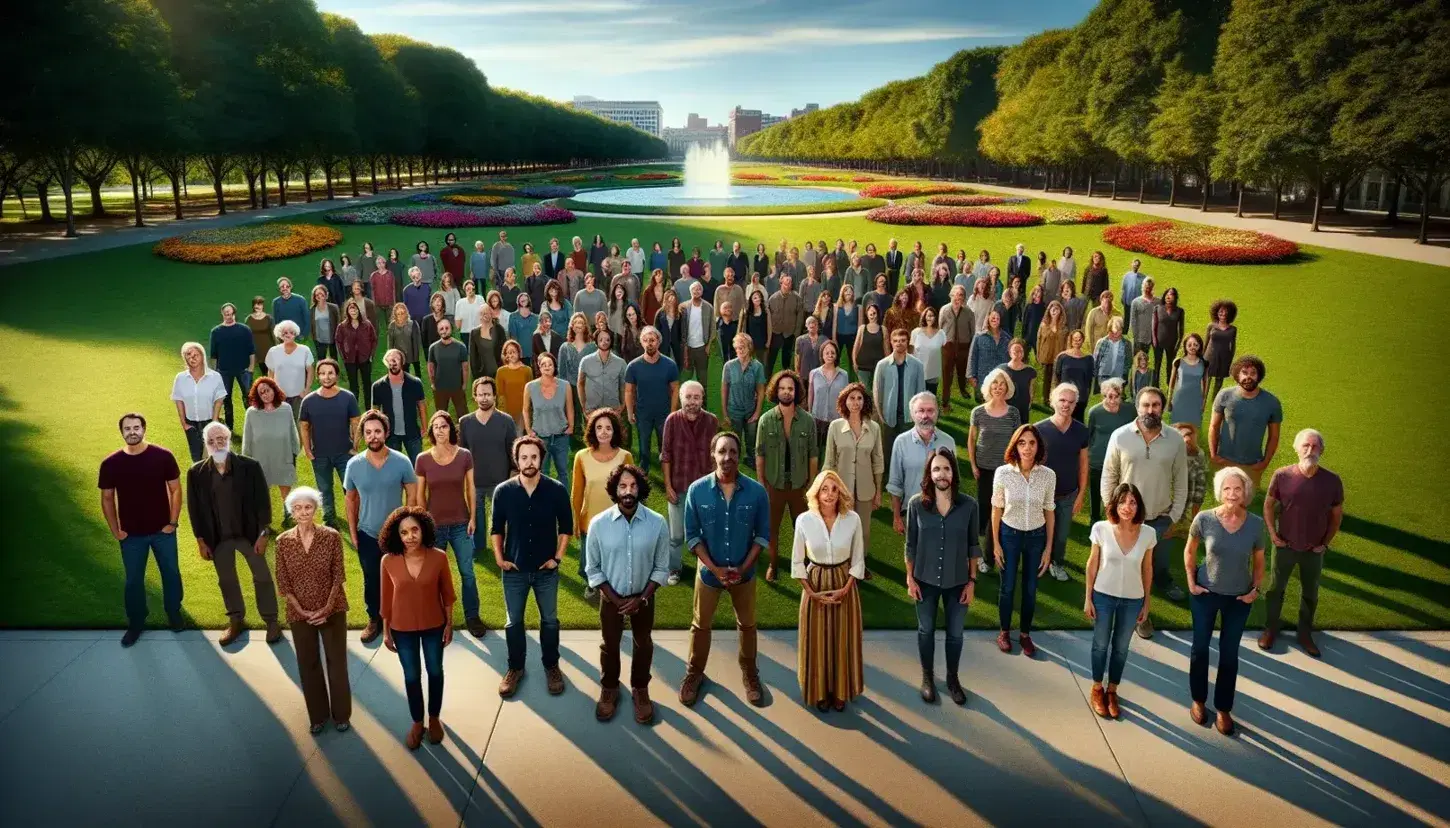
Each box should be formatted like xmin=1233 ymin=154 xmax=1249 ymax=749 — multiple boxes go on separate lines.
xmin=1142 ymin=277 xmax=1155 ymax=289
xmin=408 ymin=265 xmax=422 ymax=278
xmin=273 ymin=320 xmax=301 ymax=339
xmin=1294 ymin=428 xmax=1325 ymax=450
xmin=284 ymin=486 xmax=323 ymax=515
xmin=180 ymin=341 xmax=207 ymax=361
xmin=1214 ymin=465 xmax=1255 ymax=502
xmin=1052 ymin=382 xmax=1080 ymax=403
xmin=909 ymin=391 xmax=938 ymax=412
xmin=679 ymin=380 xmax=704 ymax=401
xmin=1100 ymin=377 xmax=1126 ymax=397
xmin=202 ymin=421 xmax=231 ymax=441
xmin=981 ymin=368 xmax=1016 ymax=400
xmin=474 ymin=240 xmax=484 ymax=250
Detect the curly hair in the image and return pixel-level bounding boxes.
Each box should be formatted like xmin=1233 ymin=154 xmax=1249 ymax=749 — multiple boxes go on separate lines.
xmin=1229 ymin=353 xmax=1266 ymax=382
xmin=765 ymin=369 xmax=804 ymax=404
xmin=1209 ymin=298 xmax=1238 ymax=325
xmin=835 ymin=381 xmax=875 ymax=419
xmin=919 ymin=447 xmax=959 ymax=503
xmin=511 ymin=434 xmax=545 ymax=464
xmin=605 ymin=463 xmax=651 ymax=503
xmin=585 ymin=407 xmax=624 ymax=450
xmin=248 ymin=376 xmax=286 ymax=410
xmin=379 ymin=505 xmax=437 ymax=555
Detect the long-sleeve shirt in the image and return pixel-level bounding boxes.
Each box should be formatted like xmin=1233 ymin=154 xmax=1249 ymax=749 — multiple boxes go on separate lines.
xmin=872 ymin=354 xmax=926 ymax=428
xmin=886 ymin=426 xmax=956 ymax=503
xmin=402 ymin=282 xmax=432 ymax=322
xmin=584 ymin=506 xmax=671 ymax=595
xmin=272 ymin=294 xmax=309 ymax=339
xmin=489 ymin=242 xmax=516 ymax=279
xmin=1093 ymin=336 xmax=1131 ymax=382
xmin=968 ymin=330 xmax=1011 ymax=384
xmin=274 ymin=525 xmax=347 ymax=623
xmin=791 ymin=510 xmax=866 ymax=581
xmin=755 ymin=407 xmax=818 ymax=490
xmin=767 ymin=291 xmax=805 ymax=335
xmin=661 ymin=410 xmax=719 ymax=495
xmin=1120 ymin=270 xmax=1146 ymax=309
xmin=1102 ymin=421 xmax=1189 ymax=523
xmin=491 ymin=475 xmax=573 ymax=570
xmin=380 ymin=549 xmax=455 ymax=632
xmin=906 ymin=493 xmax=982 ymax=589
xmin=684 ymin=472 xmax=771 ymax=589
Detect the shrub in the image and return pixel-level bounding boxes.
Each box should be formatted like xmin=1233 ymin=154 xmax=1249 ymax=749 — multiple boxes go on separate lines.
xmin=324 ymin=206 xmax=405 ymax=225
xmin=733 ymin=172 xmax=777 ymax=181
xmin=1102 ymin=220 xmax=1298 ymax=264
xmin=390 ymin=204 xmax=577 ymax=228
xmin=153 ymin=223 xmax=342 ymax=264
xmin=864 ymin=205 xmax=1044 ymax=227
xmin=620 ymin=172 xmax=679 ymax=181
xmin=858 ymin=183 xmax=967 ymax=199
xmin=787 ymin=174 xmax=845 ymax=182
xmin=851 ymin=175 xmax=878 ymax=182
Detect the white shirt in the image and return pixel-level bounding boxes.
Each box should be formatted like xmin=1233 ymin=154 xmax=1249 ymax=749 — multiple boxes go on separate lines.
xmin=791 ymin=509 xmax=866 ymax=581
xmin=910 ymin=328 xmax=946 ymax=381
xmin=265 ymin=343 xmax=315 ymax=398
xmin=627 ymin=246 xmax=646 ymax=275
xmin=991 ymin=464 xmax=1057 ymax=531
xmin=1090 ymin=521 xmax=1156 ymax=600
xmin=686 ymin=302 xmax=706 ymax=348
xmin=170 ymin=369 xmax=227 ymax=421
xmin=454 ymin=296 xmax=485 ymax=334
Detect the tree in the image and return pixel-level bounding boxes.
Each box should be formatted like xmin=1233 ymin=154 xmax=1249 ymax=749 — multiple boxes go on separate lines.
xmin=1148 ymin=65 xmax=1221 ymax=209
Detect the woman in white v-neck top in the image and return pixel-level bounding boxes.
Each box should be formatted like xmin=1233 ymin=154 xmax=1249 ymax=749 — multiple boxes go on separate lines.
xmin=1083 ymin=482 xmax=1156 ymax=720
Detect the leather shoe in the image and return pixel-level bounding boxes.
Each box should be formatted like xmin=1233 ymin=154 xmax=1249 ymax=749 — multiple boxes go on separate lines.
xmin=920 ymin=670 xmax=938 ymax=703
xmin=219 ymin=622 xmax=244 ymax=647
xmin=1215 ymin=711 xmax=1236 ymax=736
xmin=427 ymin=717 xmax=444 ymax=744
xmin=996 ymin=631 xmax=1013 ymax=653
xmin=1298 ymin=632 xmax=1321 ymax=658
xmin=121 ymin=628 xmax=143 ymax=647
xmin=406 ymin=722 xmax=425 ymax=750
xmin=498 ymin=668 xmax=525 ymax=698
xmin=679 ymin=672 xmax=704 ymax=706
xmin=466 ymin=617 xmax=488 ymax=639
xmin=595 ymin=686 xmax=620 ymax=721
xmin=632 ymin=688 xmax=654 ymax=724
xmin=545 ymin=666 xmax=566 ymax=695
xmin=1106 ymin=689 xmax=1121 ymax=719
xmin=265 ymin=621 xmax=283 ymax=644
xmin=1190 ymin=701 xmax=1208 ymax=726
xmin=1019 ymin=634 xmax=1037 ymax=658
xmin=168 ymin=613 xmax=185 ymax=633
xmin=945 ymin=674 xmax=967 ymax=706
xmin=1090 ymin=685 xmax=1110 ymax=718
xmin=1135 ymin=618 xmax=1155 ymax=640
xmin=1258 ymin=624 xmax=1277 ymax=651
xmin=360 ymin=618 xmax=382 ymax=644
xmin=742 ymin=670 xmax=764 ymax=706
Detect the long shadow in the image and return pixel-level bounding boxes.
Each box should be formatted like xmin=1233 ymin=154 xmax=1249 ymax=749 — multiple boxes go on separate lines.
xmin=1312 ymin=635 xmax=1450 ymax=709
xmin=1339 ymin=512 xmax=1450 ymax=561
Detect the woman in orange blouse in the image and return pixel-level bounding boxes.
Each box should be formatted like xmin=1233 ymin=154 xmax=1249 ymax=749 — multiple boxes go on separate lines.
xmin=274 ymin=486 xmax=351 ymax=734
xmin=494 ymin=339 xmax=534 ymax=422
xmin=380 ymin=505 xmax=456 ymax=750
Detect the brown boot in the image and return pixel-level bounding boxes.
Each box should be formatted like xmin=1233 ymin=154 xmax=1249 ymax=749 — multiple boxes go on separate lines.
xmin=466 ymin=617 xmax=488 ymax=639
xmin=406 ymin=722 xmax=425 ymax=750
xmin=1190 ymin=701 xmax=1208 ymax=726
xmin=1089 ymin=685 xmax=1110 ymax=718
xmin=427 ymin=717 xmax=444 ymax=744
xmin=1297 ymin=631 xmax=1321 ymax=658
xmin=679 ymin=672 xmax=704 ymax=707
xmin=545 ymin=666 xmax=566 ymax=696
xmin=360 ymin=618 xmax=382 ymax=644
xmin=1257 ymin=625 xmax=1277 ymax=651
xmin=265 ymin=621 xmax=283 ymax=645
xmin=742 ymin=669 xmax=764 ymax=707
xmin=1106 ymin=689 xmax=1121 ymax=719
xmin=219 ymin=622 xmax=244 ymax=647
xmin=632 ymin=688 xmax=655 ymax=724
xmin=595 ymin=686 xmax=620 ymax=721
xmin=1215 ymin=711 xmax=1236 ymax=736
xmin=498 ymin=668 xmax=525 ymax=698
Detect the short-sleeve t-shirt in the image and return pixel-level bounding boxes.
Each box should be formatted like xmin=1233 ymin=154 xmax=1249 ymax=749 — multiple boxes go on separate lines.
xmin=1035 ymin=417 xmax=1090 ymax=497
xmin=1213 ymin=388 xmax=1283 ymax=464
xmin=428 ymin=339 xmax=470 ymax=391
xmin=723 ymin=358 xmax=765 ymax=417
xmin=343 ymin=449 xmax=418 ymax=537
xmin=266 ymin=343 xmax=315 ymax=398
xmin=970 ymin=405 xmax=1022 ymax=471
xmin=1267 ymin=465 xmax=1344 ymax=551
xmin=299 ymin=390 xmax=359 ymax=458
xmin=624 ymin=355 xmax=680 ymax=418
xmin=1190 ymin=510 xmax=1266 ymax=596
xmin=97 ymin=445 xmax=181 ymax=536
xmin=415 ymin=449 xmax=474 ymax=526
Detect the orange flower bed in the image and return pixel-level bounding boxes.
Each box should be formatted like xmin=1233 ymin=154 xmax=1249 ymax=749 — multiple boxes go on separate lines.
xmin=733 ymin=172 xmax=777 ymax=181
xmin=1102 ymin=221 xmax=1299 ymax=264
xmin=858 ymin=183 xmax=966 ymax=199
xmin=153 ymin=224 xmax=342 ymax=264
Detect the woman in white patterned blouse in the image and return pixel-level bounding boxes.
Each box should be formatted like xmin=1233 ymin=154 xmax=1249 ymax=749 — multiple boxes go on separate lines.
xmin=992 ymin=424 xmax=1057 ymax=658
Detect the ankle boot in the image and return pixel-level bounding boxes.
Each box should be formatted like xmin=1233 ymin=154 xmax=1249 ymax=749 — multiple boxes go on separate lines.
xmin=920 ymin=669 xmax=938 ymax=703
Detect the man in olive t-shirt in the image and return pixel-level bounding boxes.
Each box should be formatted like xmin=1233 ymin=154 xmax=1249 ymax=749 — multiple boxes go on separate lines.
xmin=428 ymin=318 xmax=470 ymax=419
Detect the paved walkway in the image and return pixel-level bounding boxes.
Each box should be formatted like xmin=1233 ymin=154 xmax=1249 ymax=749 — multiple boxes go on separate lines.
xmin=966 ymin=183 xmax=1450 ymax=267
xmin=1 ymin=629 xmax=1445 ymax=827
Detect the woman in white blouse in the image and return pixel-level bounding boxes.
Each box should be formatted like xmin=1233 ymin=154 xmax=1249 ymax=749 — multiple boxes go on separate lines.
xmin=1084 ymin=483 xmax=1155 ymax=720
xmin=793 ymin=469 xmax=866 ymax=712
xmin=992 ymin=424 xmax=1056 ymax=657
xmin=909 ymin=306 xmax=946 ymax=395
xmin=454 ymin=279 xmax=484 ymax=335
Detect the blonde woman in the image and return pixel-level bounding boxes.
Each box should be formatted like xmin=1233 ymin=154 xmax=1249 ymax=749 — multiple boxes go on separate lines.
xmin=387 ymin=303 xmax=423 ymax=377
xmin=969 ymin=368 xmax=1022 ymax=559
xmin=793 ymin=469 xmax=866 ymax=712
xmin=1036 ymin=300 xmax=1069 ymax=404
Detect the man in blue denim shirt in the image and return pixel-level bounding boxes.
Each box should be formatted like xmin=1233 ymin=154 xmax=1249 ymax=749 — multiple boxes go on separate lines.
xmin=680 ymin=432 xmax=771 ymax=708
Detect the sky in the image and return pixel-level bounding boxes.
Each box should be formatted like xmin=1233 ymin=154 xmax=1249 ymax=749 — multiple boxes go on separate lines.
xmin=314 ymin=0 xmax=1098 ymax=129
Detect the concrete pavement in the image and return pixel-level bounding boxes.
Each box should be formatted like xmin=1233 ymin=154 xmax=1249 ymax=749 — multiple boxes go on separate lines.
xmin=0 ymin=629 xmax=1445 ymax=827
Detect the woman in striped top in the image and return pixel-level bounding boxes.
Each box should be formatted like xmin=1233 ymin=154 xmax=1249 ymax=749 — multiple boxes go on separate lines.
xmin=969 ymin=368 xmax=1023 ymax=565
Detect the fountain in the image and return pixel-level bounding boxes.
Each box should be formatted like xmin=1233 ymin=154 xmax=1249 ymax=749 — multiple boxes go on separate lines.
xmin=680 ymin=141 xmax=734 ymax=200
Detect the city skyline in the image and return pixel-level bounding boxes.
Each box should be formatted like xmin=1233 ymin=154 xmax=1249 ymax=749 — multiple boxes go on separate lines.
xmin=312 ymin=0 xmax=1099 ymax=130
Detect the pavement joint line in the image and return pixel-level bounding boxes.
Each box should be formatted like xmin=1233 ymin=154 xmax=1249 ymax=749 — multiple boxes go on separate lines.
xmin=0 ymin=636 xmax=101 ymax=729
xmin=1058 ymin=642 xmax=1155 ymax=828
xmin=460 ymin=665 xmax=511 ymax=828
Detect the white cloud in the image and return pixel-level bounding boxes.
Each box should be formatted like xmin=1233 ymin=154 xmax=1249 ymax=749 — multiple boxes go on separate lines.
xmin=377 ymin=1 xmax=644 ymax=16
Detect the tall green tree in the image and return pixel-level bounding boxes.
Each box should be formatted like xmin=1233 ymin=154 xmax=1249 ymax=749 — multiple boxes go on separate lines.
xmin=1148 ymin=65 xmax=1221 ymax=209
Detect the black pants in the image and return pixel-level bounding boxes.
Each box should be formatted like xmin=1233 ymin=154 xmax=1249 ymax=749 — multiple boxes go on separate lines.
xmin=218 ymin=370 xmax=252 ymax=430
xmin=975 ymin=465 xmax=998 ymax=542
xmin=1089 ymin=466 xmax=1104 ymax=523
xmin=1152 ymin=344 xmax=1174 ymax=388
xmin=766 ymin=333 xmax=795 ymax=376
xmin=184 ymin=418 xmax=210 ymax=462
xmin=315 ymin=341 xmax=336 ymax=361
xmin=345 ymin=362 xmax=373 ymax=400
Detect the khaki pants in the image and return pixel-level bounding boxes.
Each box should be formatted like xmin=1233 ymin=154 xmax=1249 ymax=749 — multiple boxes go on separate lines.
xmin=212 ymin=538 xmax=278 ymax=624
xmin=433 ymin=388 xmax=467 ymax=419
xmin=687 ymin=572 xmax=758 ymax=676
xmin=766 ymin=485 xmax=808 ymax=565
xmin=292 ymin=611 xmax=352 ymax=726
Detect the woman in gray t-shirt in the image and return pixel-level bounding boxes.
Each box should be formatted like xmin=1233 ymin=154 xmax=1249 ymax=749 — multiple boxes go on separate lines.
xmin=1185 ymin=466 xmax=1266 ymax=736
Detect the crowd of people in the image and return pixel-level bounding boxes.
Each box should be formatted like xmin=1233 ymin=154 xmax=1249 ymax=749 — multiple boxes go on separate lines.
xmin=105 ymin=230 xmax=1344 ymax=743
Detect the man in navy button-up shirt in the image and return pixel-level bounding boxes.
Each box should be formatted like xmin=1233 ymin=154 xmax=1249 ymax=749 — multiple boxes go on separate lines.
xmin=680 ymin=432 xmax=770 ymax=708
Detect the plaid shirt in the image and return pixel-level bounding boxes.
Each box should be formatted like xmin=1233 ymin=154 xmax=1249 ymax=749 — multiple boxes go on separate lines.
xmin=660 ymin=409 xmax=719 ymax=495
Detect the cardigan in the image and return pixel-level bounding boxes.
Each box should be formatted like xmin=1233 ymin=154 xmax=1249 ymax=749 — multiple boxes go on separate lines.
xmin=185 ymin=454 xmax=271 ymax=550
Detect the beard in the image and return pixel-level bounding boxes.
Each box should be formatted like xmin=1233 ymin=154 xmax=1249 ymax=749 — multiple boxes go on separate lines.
xmin=388 ymin=363 xmax=402 ymax=375
xmin=914 ymin=416 xmax=936 ymax=429
xmin=124 ymin=433 xmax=144 ymax=445
xmin=1140 ymin=413 xmax=1163 ymax=431
xmin=1238 ymin=377 xmax=1259 ymax=392
xmin=683 ymin=402 xmax=702 ymax=416
xmin=777 ymin=394 xmax=794 ymax=407
xmin=366 ymin=438 xmax=385 ymax=452
xmin=520 ymin=464 xmax=539 ymax=478
xmin=478 ymin=398 xmax=495 ymax=411
xmin=934 ymin=478 xmax=953 ymax=491
xmin=618 ymin=494 xmax=639 ymax=511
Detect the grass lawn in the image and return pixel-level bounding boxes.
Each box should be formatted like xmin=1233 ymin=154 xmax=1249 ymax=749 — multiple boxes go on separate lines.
xmin=1 ymin=165 xmax=1446 ymax=634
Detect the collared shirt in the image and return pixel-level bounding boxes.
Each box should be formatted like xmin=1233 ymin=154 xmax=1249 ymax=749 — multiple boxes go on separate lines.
xmin=822 ymin=417 xmax=884 ymax=501
xmin=1093 ymin=336 xmax=1130 ymax=381
xmin=767 ymin=291 xmax=804 ymax=335
xmin=992 ymin=463 xmax=1057 ymax=531
xmin=790 ymin=509 xmax=866 ymax=580
xmin=756 ymin=406 xmax=817 ymax=490
xmin=1102 ymin=421 xmax=1188 ymax=523
xmin=1120 ymin=270 xmax=1146 ymax=309
xmin=490 ymin=475 xmax=573 ymax=570
xmin=886 ymin=427 xmax=957 ymax=506
xmin=722 ymin=358 xmax=765 ymax=418
xmin=939 ymin=303 xmax=975 ymax=344
xmin=584 ymin=505 xmax=671 ymax=594
xmin=578 ymin=350 xmax=627 ymax=410
xmin=660 ymin=409 xmax=719 ymax=494
xmin=906 ymin=493 xmax=983 ymax=588
xmin=684 ymin=472 xmax=770 ymax=588
xmin=872 ymin=354 xmax=925 ymax=428
xmin=171 ymin=369 xmax=227 ymax=420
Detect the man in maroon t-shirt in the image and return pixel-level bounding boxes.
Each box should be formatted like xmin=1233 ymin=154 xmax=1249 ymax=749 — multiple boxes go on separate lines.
xmin=440 ymin=232 xmax=466 ymax=286
xmin=98 ymin=412 xmax=184 ymax=647
xmin=1259 ymin=428 xmax=1344 ymax=658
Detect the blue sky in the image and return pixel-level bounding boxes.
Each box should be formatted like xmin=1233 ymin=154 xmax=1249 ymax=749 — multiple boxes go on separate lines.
xmin=314 ymin=0 xmax=1097 ymax=128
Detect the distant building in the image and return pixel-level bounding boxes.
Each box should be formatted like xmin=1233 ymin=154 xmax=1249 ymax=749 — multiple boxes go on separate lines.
xmin=729 ymin=104 xmax=815 ymax=147
xmin=790 ymin=103 xmax=819 ymax=119
xmin=686 ymin=113 xmax=708 ymax=130
xmin=663 ymin=126 xmax=730 ymax=157
xmin=570 ymin=96 xmax=663 ymax=137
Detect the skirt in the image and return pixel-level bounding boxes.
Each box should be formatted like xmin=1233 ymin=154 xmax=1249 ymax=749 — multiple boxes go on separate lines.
xmin=797 ymin=560 xmax=865 ymax=705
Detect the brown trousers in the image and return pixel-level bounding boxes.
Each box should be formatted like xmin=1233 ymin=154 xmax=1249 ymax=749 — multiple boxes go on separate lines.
xmin=600 ymin=594 xmax=657 ymax=690
xmin=686 ymin=345 xmax=711 ymax=398
xmin=213 ymin=538 xmax=278 ymax=623
xmin=941 ymin=341 xmax=971 ymax=407
xmin=766 ymin=485 xmax=808 ymax=563
xmin=433 ymin=388 xmax=468 ymax=419
xmin=687 ymin=572 xmax=758 ymax=676
xmin=292 ymin=611 xmax=352 ymax=726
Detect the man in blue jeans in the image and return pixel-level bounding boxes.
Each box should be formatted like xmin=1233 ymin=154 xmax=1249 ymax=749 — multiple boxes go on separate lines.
xmin=491 ymin=436 xmax=573 ymax=699
xmin=1035 ymin=383 xmax=1090 ymax=582
xmin=99 ymin=413 xmax=185 ymax=647
xmin=299 ymin=360 xmax=360 ymax=527
xmin=371 ymin=350 xmax=428 ymax=462
xmin=345 ymin=411 xmax=419 ymax=643
xmin=624 ymin=326 xmax=679 ymax=475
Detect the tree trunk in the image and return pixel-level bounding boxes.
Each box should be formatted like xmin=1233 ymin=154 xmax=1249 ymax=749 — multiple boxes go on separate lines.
xmin=1386 ymin=176 xmax=1401 ymax=224
xmin=87 ymin=179 xmax=106 ymax=217
xmin=370 ymin=157 xmax=378 ymax=194
xmin=1236 ymin=183 xmax=1245 ymax=218
xmin=213 ymin=176 xmax=226 ymax=216
xmin=1335 ymin=179 xmax=1350 ymax=214
xmin=1065 ymin=169 xmax=1074 ymax=195
xmin=408 ymin=158 xmax=415 ymax=187
xmin=124 ymin=156 xmax=146 ymax=227
xmin=259 ymin=157 xmax=270 ymax=209
xmin=275 ymin=162 xmax=289 ymax=206
xmin=1272 ymin=181 xmax=1282 ymax=220
xmin=1200 ymin=175 xmax=1211 ymax=211
xmin=324 ymin=163 xmax=335 ymax=200
xmin=1417 ymin=170 xmax=1439 ymax=245
xmin=1311 ymin=178 xmax=1324 ymax=231
xmin=1086 ymin=171 xmax=1095 ymax=198
xmin=170 ymin=172 xmax=183 ymax=219
xmin=1110 ymin=172 xmax=1118 ymax=199
xmin=1168 ymin=169 xmax=1178 ymax=207
xmin=37 ymin=179 xmax=55 ymax=222
xmin=303 ymin=165 xmax=314 ymax=202
xmin=1137 ymin=170 xmax=1147 ymax=203
xmin=349 ymin=158 xmax=360 ymax=197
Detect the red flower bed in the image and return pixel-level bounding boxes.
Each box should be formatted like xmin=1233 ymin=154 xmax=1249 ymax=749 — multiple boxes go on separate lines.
xmin=865 ymin=205 xmax=1044 ymax=227
xmin=1036 ymin=208 xmax=1111 ymax=225
xmin=858 ymin=183 xmax=965 ymax=199
xmin=851 ymin=176 xmax=878 ymax=182
xmin=796 ymin=174 xmax=843 ymax=182
xmin=1102 ymin=221 xmax=1299 ymax=264
xmin=622 ymin=172 xmax=679 ymax=181
xmin=733 ymin=172 xmax=777 ymax=181
xmin=926 ymin=194 xmax=1013 ymax=207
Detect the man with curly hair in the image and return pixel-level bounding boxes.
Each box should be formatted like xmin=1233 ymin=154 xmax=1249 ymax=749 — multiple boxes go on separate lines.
xmin=755 ymin=370 xmax=818 ymax=582
xmin=1209 ymin=354 xmax=1282 ymax=489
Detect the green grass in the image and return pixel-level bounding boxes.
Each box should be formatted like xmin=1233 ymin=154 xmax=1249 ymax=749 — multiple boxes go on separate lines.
xmin=1 ymin=163 xmax=1446 ymax=633
xmin=556 ymin=196 xmax=886 ymax=216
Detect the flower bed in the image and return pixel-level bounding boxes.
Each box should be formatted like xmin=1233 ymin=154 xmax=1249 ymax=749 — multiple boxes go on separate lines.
xmin=153 ymin=223 xmax=342 ymax=264
xmin=1102 ymin=220 xmax=1298 ymax=264
xmin=620 ymin=172 xmax=679 ymax=181
xmin=324 ymin=205 xmax=408 ymax=225
xmin=733 ymin=172 xmax=777 ymax=181
xmin=1036 ymin=208 xmax=1111 ymax=225
xmin=557 ymin=196 xmax=886 ymax=217
xmin=390 ymin=204 xmax=576 ymax=228
xmin=858 ymin=183 xmax=967 ymax=199
xmin=852 ymin=175 xmax=878 ymax=182
xmin=441 ymin=194 xmax=511 ymax=206
xmin=925 ymin=194 xmax=1029 ymax=207
xmin=864 ymin=204 xmax=1044 ymax=227
xmin=787 ymin=174 xmax=846 ymax=182
xmin=515 ymin=184 xmax=576 ymax=199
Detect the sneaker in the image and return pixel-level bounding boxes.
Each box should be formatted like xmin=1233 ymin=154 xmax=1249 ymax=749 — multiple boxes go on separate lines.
xmin=499 ymin=668 xmax=525 ymax=698
xmin=1050 ymin=563 xmax=1069 ymax=582
xmin=545 ymin=665 xmax=566 ymax=695
xmin=996 ymin=631 xmax=1013 ymax=653
xmin=679 ymin=672 xmax=705 ymax=706
xmin=1019 ymin=634 xmax=1037 ymax=658
xmin=1165 ymin=583 xmax=1186 ymax=601
xmin=121 ymin=628 xmax=143 ymax=648
xmin=360 ymin=618 xmax=382 ymax=644
xmin=1135 ymin=618 xmax=1155 ymax=640
xmin=976 ymin=559 xmax=989 ymax=575
xmin=667 ymin=571 xmax=681 ymax=586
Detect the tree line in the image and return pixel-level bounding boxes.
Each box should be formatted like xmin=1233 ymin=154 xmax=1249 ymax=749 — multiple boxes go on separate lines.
xmin=0 ymin=0 xmax=668 ymax=237
xmin=739 ymin=0 xmax=1449 ymax=244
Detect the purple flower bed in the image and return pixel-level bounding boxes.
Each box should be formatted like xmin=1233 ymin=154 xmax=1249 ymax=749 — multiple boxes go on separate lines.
xmin=390 ymin=204 xmax=576 ymax=228
xmin=516 ymin=184 xmax=576 ymax=199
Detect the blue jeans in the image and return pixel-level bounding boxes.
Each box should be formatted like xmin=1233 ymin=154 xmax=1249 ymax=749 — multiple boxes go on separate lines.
xmin=1190 ymin=590 xmax=1252 ymax=712
xmin=1145 ymin=515 xmax=1176 ymax=588
xmin=470 ymin=492 xmax=494 ymax=572
xmin=1050 ymin=491 xmax=1076 ymax=566
xmin=539 ymin=433 xmax=571 ymax=494
xmin=386 ymin=434 xmax=421 ymax=463
xmin=219 ymin=369 xmax=252 ymax=430
xmin=1091 ymin=591 xmax=1143 ymax=685
xmin=727 ymin=413 xmax=758 ymax=464
xmin=915 ymin=582 xmax=968 ymax=676
xmin=311 ymin=452 xmax=352 ymax=521
xmin=998 ymin=525 xmax=1047 ymax=633
xmin=393 ymin=626 xmax=444 ymax=722
xmin=636 ymin=411 xmax=666 ymax=474
xmin=436 ymin=523 xmax=478 ymax=619
xmin=356 ymin=531 xmax=382 ymax=622
xmin=503 ymin=568 xmax=561 ymax=671
xmin=119 ymin=532 xmax=183 ymax=629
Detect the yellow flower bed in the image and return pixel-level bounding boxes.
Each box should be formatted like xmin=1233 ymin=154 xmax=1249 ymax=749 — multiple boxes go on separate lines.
xmin=441 ymin=194 xmax=511 ymax=206
xmin=153 ymin=224 xmax=343 ymax=264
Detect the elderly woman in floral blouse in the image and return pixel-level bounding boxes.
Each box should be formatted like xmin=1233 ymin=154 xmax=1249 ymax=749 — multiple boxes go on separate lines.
xmin=274 ymin=486 xmax=351 ymax=734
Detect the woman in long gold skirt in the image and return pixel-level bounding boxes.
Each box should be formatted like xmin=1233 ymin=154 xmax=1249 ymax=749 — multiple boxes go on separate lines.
xmin=793 ymin=470 xmax=866 ymax=711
